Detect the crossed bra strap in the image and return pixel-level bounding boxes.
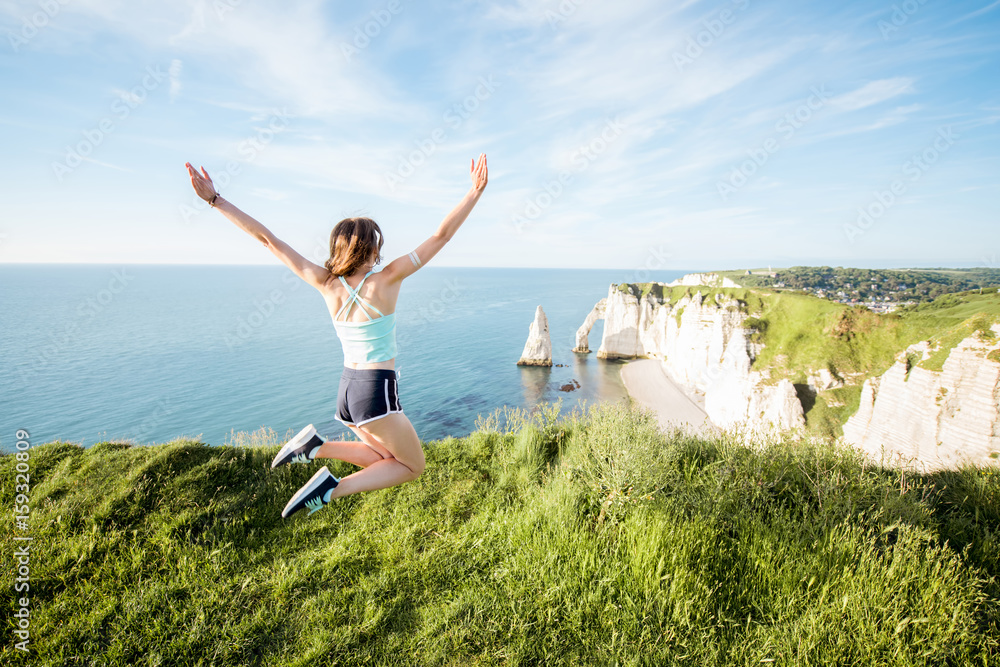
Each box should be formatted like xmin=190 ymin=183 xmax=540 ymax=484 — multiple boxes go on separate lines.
xmin=335 ymin=270 xmax=385 ymax=321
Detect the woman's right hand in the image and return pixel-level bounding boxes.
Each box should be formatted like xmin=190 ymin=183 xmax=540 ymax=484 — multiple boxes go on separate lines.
xmin=185 ymin=162 xmax=218 ymax=203
xmin=470 ymin=153 xmax=488 ymax=193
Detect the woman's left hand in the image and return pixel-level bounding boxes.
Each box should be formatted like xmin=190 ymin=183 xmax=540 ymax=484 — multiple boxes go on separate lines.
xmin=185 ymin=162 xmax=218 ymax=203
xmin=469 ymin=153 xmax=488 ymax=193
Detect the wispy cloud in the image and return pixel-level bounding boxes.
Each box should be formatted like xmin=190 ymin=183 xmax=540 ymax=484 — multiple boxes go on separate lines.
xmin=950 ymin=0 xmax=1000 ymax=25
xmin=2 ymin=0 xmax=999 ymax=266
xmin=81 ymin=156 xmax=132 ymax=172
xmin=829 ymin=78 xmax=915 ymax=112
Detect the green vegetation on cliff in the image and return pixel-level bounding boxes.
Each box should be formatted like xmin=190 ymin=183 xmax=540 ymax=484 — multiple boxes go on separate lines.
xmin=619 ymin=283 xmax=999 ymax=382
xmin=618 ymin=283 xmax=1000 ymax=439
xmin=3 ymin=403 xmax=998 ymax=666
xmin=618 ymin=282 xmax=765 ymax=312
xmin=744 ymin=289 xmax=1000 ymax=438
xmin=748 ymin=288 xmax=1000 ymax=379
xmin=718 ymin=266 xmax=1000 ymax=303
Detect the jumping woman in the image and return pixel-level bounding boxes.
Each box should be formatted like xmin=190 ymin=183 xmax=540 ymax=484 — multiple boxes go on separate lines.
xmin=185 ymin=154 xmax=488 ymax=518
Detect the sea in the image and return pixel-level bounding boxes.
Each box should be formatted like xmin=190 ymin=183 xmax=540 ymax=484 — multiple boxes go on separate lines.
xmin=0 ymin=265 xmax=688 ymax=452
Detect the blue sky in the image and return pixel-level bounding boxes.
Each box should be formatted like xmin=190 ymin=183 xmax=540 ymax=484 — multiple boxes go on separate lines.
xmin=1 ymin=0 xmax=998 ymax=270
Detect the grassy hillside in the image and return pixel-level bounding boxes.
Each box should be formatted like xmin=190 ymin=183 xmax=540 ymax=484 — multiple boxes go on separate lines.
xmin=749 ymin=289 xmax=1000 ymax=438
xmin=3 ymin=403 xmax=999 ymax=666
xmin=716 ymin=267 xmax=1000 ymax=302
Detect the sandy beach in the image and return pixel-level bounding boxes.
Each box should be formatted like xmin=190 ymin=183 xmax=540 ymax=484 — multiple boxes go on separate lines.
xmin=620 ymin=359 xmax=714 ymax=434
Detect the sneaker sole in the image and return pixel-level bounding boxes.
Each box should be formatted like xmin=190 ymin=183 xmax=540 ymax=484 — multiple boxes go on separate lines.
xmin=271 ymin=424 xmax=319 ymax=468
xmin=281 ymin=466 xmax=334 ymax=518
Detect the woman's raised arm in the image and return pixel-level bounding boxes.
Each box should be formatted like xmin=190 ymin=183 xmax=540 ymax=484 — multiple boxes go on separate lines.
xmin=383 ymin=153 xmax=488 ymax=284
xmin=185 ymin=162 xmax=330 ymax=289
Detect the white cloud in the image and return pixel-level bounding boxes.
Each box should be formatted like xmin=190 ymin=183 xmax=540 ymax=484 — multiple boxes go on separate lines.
xmin=950 ymin=0 xmax=1000 ymax=25
xmin=829 ymin=77 xmax=914 ymax=112
xmin=810 ymin=103 xmax=924 ymax=139
xmin=250 ymin=187 xmax=290 ymax=201
xmin=80 ymin=156 xmax=132 ymax=172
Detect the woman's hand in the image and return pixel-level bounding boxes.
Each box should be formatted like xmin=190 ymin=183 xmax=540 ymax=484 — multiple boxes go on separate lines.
xmin=185 ymin=162 xmax=218 ymax=204
xmin=469 ymin=153 xmax=488 ymax=193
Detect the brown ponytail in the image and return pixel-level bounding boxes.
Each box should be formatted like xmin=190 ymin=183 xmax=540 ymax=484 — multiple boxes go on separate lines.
xmin=325 ymin=217 xmax=384 ymax=277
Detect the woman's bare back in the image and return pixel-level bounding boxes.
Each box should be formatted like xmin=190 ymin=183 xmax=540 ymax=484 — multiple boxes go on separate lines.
xmin=321 ymin=269 xmax=402 ymax=325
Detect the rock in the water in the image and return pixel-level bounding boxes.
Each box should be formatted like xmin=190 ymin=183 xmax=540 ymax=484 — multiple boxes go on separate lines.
xmin=516 ymin=305 xmax=553 ymax=366
xmin=574 ymin=298 xmax=607 ymax=353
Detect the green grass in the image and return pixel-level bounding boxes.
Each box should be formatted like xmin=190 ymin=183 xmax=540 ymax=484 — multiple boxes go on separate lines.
xmin=907 ymin=298 xmax=1000 ymax=372
xmin=748 ymin=290 xmax=1000 ymax=438
xmin=799 ymin=385 xmax=864 ymax=439
xmin=3 ymin=402 xmax=999 ymax=666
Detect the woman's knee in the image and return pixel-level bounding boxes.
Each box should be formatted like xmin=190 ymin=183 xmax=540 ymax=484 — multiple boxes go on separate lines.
xmin=362 ymin=414 xmax=423 ymax=473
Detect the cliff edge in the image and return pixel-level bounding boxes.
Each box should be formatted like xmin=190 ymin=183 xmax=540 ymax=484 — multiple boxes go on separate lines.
xmin=583 ymin=282 xmax=1000 ymax=468
xmin=594 ymin=282 xmax=804 ymax=435
xmin=843 ymin=326 xmax=1000 ymax=470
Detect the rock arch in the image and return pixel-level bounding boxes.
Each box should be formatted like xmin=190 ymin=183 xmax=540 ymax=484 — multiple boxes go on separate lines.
xmin=573 ymin=298 xmax=606 ymax=353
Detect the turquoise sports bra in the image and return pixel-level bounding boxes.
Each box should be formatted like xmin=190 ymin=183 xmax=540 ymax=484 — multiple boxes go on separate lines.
xmin=331 ymin=270 xmax=397 ymax=364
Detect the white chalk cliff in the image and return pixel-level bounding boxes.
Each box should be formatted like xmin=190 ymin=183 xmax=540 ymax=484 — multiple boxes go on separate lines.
xmin=582 ymin=281 xmax=1000 ymax=468
xmin=517 ymin=305 xmax=553 ymax=366
xmin=593 ymin=283 xmax=804 ymax=434
xmin=842 ymin=326 xmax=1000 ymax=471
xmin=666 ymin=273 xmax=742 ymax=288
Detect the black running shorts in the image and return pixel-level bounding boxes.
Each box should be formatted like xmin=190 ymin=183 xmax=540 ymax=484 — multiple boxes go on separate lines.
xmin=336 ymin=367 xmax=403 ymax=427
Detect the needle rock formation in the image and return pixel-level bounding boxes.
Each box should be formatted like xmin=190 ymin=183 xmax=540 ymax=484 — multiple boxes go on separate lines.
xmin=516 ymin=305 xmax=553 ymax=366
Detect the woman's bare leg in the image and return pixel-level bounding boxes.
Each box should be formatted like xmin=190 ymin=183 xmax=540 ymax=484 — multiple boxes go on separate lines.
xmin=314 ymin=424 xmax=391 ymax=468
xmin=328 ymin=413 xmax=425 ymax=499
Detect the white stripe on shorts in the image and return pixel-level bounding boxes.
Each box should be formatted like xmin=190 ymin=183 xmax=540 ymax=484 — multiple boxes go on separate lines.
xmin=351 ymin=379 xmax=403 ymax=426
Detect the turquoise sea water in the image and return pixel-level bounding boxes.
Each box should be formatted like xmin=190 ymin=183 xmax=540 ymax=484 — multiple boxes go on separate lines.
xmin=0 ymin=265 xmax=686 ymax=451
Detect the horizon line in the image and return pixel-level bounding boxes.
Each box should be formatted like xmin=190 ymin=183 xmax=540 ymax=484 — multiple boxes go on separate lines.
xmin=0 ymin=262 xmax=996 ymax=271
